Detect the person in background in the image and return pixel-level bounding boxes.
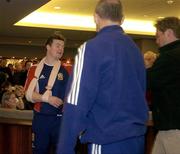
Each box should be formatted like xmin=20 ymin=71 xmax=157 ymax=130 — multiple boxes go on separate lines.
xmin=0 ymin=59 xmax=13 ymax=83
xmin=0 ymin=80 xmax=13 ymax=102
xmin=24 ymin=34 xmax=69 ymax=154
xmin=57 ymin=0 xmax=148 ymax=154
xmin=7 ymin=63 xmax=14 ymax=75
xmin=147 ymin=17 xmax=180 ymax=154
xmin=14 ymin=84 xmax=34 ymax=110
xmin=144 ymin=51 xmax=158 ymax=110
xmin=13 ymin=62 xmax=24 ymax=86
xmin=1 ymin=91 xmax=24 ymax=109
xmin=0 ymin=72 xmax=9 ymax=103
xmin=21 ymin=60 xmax=33 ymax=86
xmin=0 ymin=71 xmax=8 ymax=83
xmin=1 ymin=91 xmax=17 ymax=109
xmin=14 ymin=85 xmax=26 ymax=110
xmin=144 ymin=51 xmax=158 ymax=69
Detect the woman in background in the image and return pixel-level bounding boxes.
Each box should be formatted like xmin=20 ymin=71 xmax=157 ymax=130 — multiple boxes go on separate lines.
xmin=1 ymin=91 xmax=24 ymax=109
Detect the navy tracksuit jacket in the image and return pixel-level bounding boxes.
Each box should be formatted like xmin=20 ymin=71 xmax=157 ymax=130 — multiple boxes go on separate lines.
xmin=58 ymin=25 xmax=148 ymax=154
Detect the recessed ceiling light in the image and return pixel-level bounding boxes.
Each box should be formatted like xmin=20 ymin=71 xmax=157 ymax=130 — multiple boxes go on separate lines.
xmin=54 ymin=6 xmax=61 ymax=10
xmin=158 ymin=16 xmax=164 ymax=19
xmin=166 ymin=0 xmax=174 ymax=4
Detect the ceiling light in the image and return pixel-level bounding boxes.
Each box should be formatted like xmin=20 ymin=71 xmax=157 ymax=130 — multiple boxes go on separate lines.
xmin=166 ymin=0 xmax=174 ymax=4
xmin=121 ymin=19 xmax=156 ymax=35
xmin=15 ymin=12 xmax=156 ymax=35
xmin=54 ymin=6 xmax=61 ymax=10
xmin=158 ymin=16 xmax=164 ymax=19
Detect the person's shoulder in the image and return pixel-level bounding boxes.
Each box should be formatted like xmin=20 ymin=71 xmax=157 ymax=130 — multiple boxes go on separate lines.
xmin=28 ymin=64 xmax=37 ymax=75
xmin=85 ymin=35 xmax=104 ymax=50
xmin=87 ymin=33 xmax=104 ymax=44
xmin=30 ymin=64 xmax=37 ymax=70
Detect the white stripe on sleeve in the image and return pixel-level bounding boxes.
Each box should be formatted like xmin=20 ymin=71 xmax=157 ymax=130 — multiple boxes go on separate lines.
xmin=91 ymin=144 xmax=101 ymax=154
xmin=67 ymin=43 xmax=86 ymax=105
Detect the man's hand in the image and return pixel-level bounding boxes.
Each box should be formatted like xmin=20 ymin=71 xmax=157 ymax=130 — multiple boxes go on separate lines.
xmin=48 ymin=96 xmax=63 ymax=108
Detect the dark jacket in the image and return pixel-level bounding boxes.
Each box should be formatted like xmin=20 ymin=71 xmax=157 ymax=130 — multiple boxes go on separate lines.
xmin=147 ymin=40 xmax=180 ymax=130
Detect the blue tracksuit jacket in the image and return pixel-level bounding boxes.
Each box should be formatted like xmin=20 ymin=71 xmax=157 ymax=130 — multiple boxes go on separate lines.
xmin=58 ymin=25 xmax=148 ymax=154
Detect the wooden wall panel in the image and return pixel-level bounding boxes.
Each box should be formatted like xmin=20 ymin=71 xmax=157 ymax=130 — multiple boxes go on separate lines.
xmin=0 ymin=124 xmax=32 ymax=154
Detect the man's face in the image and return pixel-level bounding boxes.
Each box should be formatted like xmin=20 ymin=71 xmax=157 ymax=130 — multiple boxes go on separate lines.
xmin=156 ymin=29 xmax=168 ymax=47
xmin=8 ymin=94 xmax=17 ymax=109
xmin=47 ymin=39 xmax=64 ymax=60
xmin=15 ymin=86 xmax=24 ymax=97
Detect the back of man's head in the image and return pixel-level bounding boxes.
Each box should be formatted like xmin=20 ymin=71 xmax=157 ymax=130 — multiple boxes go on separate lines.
xmin=95 ymin=0 xmax=123 ymax=22
xmin=155 ymin=17 xmax=180 ymax=39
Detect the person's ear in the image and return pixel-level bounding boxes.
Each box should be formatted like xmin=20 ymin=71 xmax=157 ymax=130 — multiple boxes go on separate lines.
xmin=46 ymin=44 xmax=50 ymax=51
xmin=94 ymin=13 xmax=99 ymax=24
xmin=120 ymin=16 xmax=124 ymax=25
xmin=165 ymin=29 xmax=174 ymax=37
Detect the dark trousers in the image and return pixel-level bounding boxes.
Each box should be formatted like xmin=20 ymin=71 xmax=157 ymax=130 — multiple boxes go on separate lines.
xmin=32 ymin=114 xmax=62 ymax=154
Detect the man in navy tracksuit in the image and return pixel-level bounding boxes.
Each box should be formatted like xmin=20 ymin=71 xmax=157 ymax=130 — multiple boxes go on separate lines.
xmin=25 ymin=34 xmax=69 ymax=154
xmin=58 ymin=0 xmax=148 ymax=154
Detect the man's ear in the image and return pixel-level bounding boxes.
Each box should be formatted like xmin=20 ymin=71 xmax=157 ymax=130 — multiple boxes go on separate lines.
xmin=120 ymin=16 xmax=124 ymax=25
xmin=94 ymin=13 xmax=99 ymax=24
xmin=46 ymin=44 xmax=50 ymax=51
xmin=165 ymin=28 xmax=174 ymax=37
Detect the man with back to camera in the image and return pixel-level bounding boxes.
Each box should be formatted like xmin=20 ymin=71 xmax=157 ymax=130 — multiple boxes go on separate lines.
xmin=147 ymin=17 xmax=180 ymax=154
xmin=24 ymin=34 xmax=69 ymax=154
xmin=57 ymin=0 xmax=149 ymax=154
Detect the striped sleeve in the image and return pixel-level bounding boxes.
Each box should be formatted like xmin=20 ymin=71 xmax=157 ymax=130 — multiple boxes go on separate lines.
xmin=24 ymin=65 xmax=36 ymax=91
xmin=67 ymin=43 xmax=86 ymax=105
xmin=57 ymin=41 xmax=100 ymax=154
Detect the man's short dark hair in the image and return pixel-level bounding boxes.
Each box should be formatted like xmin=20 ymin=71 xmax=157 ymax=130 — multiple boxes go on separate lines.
xmin=95 ymin=0 xmax=123 ymax=22
xmin=155 ymin=17 xmax=180 ymax=38
xmin=45 ymin=34 xmax=65 ymax=46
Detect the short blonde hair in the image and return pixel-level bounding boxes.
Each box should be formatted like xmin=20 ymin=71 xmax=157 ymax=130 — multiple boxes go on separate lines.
xmin=14 ymin=85 xmax=24 ymax=91
xmin=144 ymin=51 xmax=157 ymax=60
xmin=144 ymin=51 xmax=158 ymax=68
xmin=1 ymin=91 xmax=14 ymax=108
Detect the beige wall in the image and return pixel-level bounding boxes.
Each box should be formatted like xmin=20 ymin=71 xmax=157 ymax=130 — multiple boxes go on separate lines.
xmin=0 ymin=37 xmax=158 ymax=59
xmin=134 ymin=38 xmax=158 ymax=53
xmin=0 ymin=44 xmax=77 ymax=59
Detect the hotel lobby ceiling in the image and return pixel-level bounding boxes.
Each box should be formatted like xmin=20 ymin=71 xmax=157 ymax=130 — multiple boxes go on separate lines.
xmin=0 ymin=0 xmax=179 ymax=47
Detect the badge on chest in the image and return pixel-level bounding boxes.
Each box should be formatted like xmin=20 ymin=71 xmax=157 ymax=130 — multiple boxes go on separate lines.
xmin=57 ymin=73 xmax=63 ymax=80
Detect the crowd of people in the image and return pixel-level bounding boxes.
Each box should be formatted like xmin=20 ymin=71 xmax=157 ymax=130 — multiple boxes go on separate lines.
xmin=0 ymin=60 xmax=34 ymax=110
xmin=0 ymin=0 xmax=179 ymax=154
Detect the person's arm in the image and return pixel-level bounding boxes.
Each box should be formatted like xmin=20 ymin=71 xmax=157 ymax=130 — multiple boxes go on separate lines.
xmin=57 ymin=42 xmax=101 ymax=154
xmin=24 ymin=66 xmax=63 ymax=108
xmin=32 ymin=92 xmax=63 ymax=108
